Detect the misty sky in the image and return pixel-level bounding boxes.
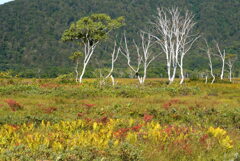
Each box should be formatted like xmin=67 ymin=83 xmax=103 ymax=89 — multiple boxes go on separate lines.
xmin=0 ymin=0 xmax=14 ymax=5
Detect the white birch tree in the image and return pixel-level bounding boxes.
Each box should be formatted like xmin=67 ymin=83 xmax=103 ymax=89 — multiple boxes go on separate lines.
xmin=121 ymin=34 xmax=143 ymax=84
xmin=121 ymin=32 xmax=157 ymax=85
xmin=79 ymin=40 xmax=99 ymax=83
xmin=178 ymin=11 xmax=200 ymax=84
xmin=139 ymin=31 xmax=158 ymax=84
xmin=226 ymin=54 xmax=237 ymax=82
xmin=202 ymin=39 xmax=215 ymax=84
xmin=101 ymin=41 xmax=120 ymax=86
xmin=152 ymin=7 xmax=199 ymax=84
xmin=216 ymin=43 xmax=226 ymax=80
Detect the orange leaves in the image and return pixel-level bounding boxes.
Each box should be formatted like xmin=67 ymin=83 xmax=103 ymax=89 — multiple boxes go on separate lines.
xmin=143 ymin=114 xmax=153 ymax=122
xmin=5 ymin=99 xmax=23 ymax=111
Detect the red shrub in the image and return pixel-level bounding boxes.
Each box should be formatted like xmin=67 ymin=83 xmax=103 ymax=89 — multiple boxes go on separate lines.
xmin=0 ymin=104 xmax=3 ymax=108
xmin=77 ymin=112 xmax=85 ymax=117
xmin=5 ymin=99 xmax=23 ymax=111
xmin=114 ymin=128 xmax=130 ymax=138
xmin=143 ymin=114 xmax=154 ymax=122
xmin=163 ymin=102 xmax=172 ymax=110
xmin=84 ymin=117 xmax=92 ymax=122
xmin=164 ymin=126 xmax=191 ymax=136
xmin=131 ymin=124 xmax=142 ymax=132
xmin=42 ymin=107 xmax=57 ymax=114
xmin=164 ymin=125 xmax=174 ymax=135
xmin=199 ymin=134 xmax=209 ymax=145
xmin=114 ymin=124 xmax=143 ymax=138
xmin=163 ymin=99 xmax=181 ymax=110
xmin=99 ymin=116 xmax=109 ymax=124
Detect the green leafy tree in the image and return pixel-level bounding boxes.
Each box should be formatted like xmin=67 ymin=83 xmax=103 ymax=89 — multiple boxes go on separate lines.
xmin=62 ymin=13 xmax=124 ymax=83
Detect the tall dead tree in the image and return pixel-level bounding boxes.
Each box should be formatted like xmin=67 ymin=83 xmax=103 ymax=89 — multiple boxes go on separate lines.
xmin=101 ymin=41 xmax=120 ymax=86
xmin=121 ymin=34 xmax=143 ymax=84
xmin=226 ymin=54 xmax=237 ymax=82
xmin=121 ymin=32 xmax=156 ymax=84
xmin=178 ymin=11 xmax=200 ymax=84
xmin=203 ymin=39 xmax=215 ymax=84
xmin=152 ymin=7 xmax=199 ymax=84
xmin=138 ymin=32 xmax=158 ymax=84
xmin=216 ymin=43 xmax=226 ymax=80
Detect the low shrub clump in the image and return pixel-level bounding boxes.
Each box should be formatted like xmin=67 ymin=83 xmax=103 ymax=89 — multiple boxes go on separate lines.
xmin=0 ymin=119 xmax=237 ymax=160
xmin=5 ymin=99 xmax=23 ymax=111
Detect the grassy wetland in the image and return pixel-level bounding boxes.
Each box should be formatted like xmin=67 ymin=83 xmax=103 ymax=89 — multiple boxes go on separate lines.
xmin=0 ymin=78 xmax=239 ymax=160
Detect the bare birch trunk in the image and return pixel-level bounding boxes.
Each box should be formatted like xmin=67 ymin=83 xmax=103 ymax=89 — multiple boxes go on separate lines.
xmin=216 ymin=43 xmax=226 ymax=80
xmin=78 ymin=40 xmax=99 ymax=83
xmin=229 ymin=67 xmax=232 ymax=82
xmin=79 ymin=63 xmax=87 ymax=83
xmin=110 ymin=75 xmax=115 ymax=86
xmin=179 ymin=56 xmax=184 ymax=84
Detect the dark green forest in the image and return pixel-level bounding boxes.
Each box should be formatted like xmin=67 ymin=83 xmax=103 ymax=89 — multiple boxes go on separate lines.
xmin=0 ymin=0 xmax=239 ymax=78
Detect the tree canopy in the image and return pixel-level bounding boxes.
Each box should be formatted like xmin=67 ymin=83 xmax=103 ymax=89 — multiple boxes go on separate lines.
xmin=61 ymin=14 xmax=124 ymax=44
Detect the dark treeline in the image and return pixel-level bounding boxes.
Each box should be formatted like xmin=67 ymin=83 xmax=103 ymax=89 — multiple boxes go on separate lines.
xmin=0 ymin=0 xmax=239 ymax=78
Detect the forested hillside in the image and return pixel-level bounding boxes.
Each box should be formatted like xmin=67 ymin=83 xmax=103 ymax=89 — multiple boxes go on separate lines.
xmin=0 ymin=0 xmax=239 ymax=77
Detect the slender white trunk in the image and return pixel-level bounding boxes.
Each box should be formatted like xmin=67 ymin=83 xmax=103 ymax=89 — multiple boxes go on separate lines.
xmin=229 ymin=67 xmax=232 ymax=82
xmin=205 ymin=75 xmax=208 ymax=84
xmin=110 ymin=75 xmax=115 ymax=86
xmin=143 ymin=63 xmax=147 ymax=84
xmin=78 ymin=41 xmax=99 ymax=83
xmin=121 ymin=32 xmax=156 ymax=85
xmin=167 ymin=63 xmax=171 ymax=82
xmin=137 ymin=76 xmax=143 ymax=85
xmin=102 ymin=43 xmax=120 ymax=86
xmin=169 ymin=66 xmax=177 ymax=84
xmin=216 ymin=44 xmax=226 ymax=80
xmin=79 ymin=63 xmax=87 ymax=83
xmin=209 ymin=60 xmax=215 ymax=84
xmin=211 ymin=73 xmax=215 ymax=84
xmin=180 ymin=69 xmax=184 ymax=84
xmin=203 ymin=39 xmax=215 ymax=84
xmin=179 ymin=56 xmax=184 ymax=84
xmin=226 ymin=55 xmax=237 ymax=83
xmin=221 ymin=57 xmax=225 ymax=80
